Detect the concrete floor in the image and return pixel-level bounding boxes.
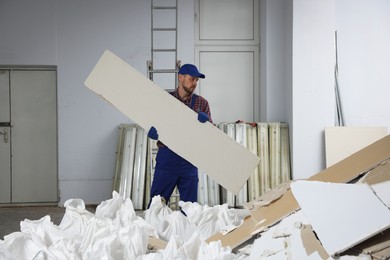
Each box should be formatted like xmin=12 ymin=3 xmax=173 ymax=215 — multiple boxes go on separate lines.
xmin=0 ymin=205 xmax=96 ymax=240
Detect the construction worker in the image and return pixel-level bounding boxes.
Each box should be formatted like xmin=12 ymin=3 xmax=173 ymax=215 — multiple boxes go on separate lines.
xmin=147 ymin=64 xmax=213 ymax=207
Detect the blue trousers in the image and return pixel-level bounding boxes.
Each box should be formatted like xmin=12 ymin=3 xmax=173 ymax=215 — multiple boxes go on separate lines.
xmin=149 ymin=147 xmax=198 ymax=206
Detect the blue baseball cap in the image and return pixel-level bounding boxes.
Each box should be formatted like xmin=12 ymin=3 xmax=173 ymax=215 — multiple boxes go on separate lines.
xmin=178 ymin=64 xmax=205 ymax=78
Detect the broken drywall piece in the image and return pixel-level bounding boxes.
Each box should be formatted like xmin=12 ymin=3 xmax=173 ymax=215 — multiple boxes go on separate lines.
xmin=300 ymin=224 xmax=329 ymax=259
xmin=360 ymin=159 xmax=390 ymax=185
xmin=207 ymin=135 xmax=390 ymax=250
xmin=206 ymin=213 xmax=259 ymax=249
xmin=360 ymin=159 xmax=390 ymax=207
xmin=351 ymin=228 xmax=390 ymax=259
xmin=370 ymin=180 xmax=390 ymax=208
xmin=84 ymin=50 xmax=260 ymax=195
xmin=244 ymin=181 xmax=291 ymax=211
xmin=248 ymin=210 xmax=329 ymax=259
xmin=249 ymin=189 xmax=299 ymax=235
xmin=291 ymin=180 xmax=390 ymax=256
xmin=206 ymin=189 xmax=301 ymax=249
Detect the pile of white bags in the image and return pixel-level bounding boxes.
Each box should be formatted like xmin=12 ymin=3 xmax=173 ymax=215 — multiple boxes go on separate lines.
xmin=0 ymin=192 xmax=250 ymax=260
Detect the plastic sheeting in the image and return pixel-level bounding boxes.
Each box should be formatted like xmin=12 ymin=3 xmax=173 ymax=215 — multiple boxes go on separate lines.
xmin=0 ymin=192 xmax=249 ymax=259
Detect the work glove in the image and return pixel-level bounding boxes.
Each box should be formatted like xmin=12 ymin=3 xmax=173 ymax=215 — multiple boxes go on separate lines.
xmin=198 ymin=112 xmax=209 ymax=123
xmin=148 ymin=126 xmax=159 ymax=140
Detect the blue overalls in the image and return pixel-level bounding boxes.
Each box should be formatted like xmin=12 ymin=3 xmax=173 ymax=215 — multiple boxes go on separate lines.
xmin=149 ymin=94 xmax=199 ymax=205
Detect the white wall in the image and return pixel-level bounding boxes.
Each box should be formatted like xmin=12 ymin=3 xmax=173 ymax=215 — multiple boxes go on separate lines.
xmin=260 ymin=0 xmax=335 ymax=179
xmin=260 ymin=0 xmax=390 ymax=180
xmin=336 ymin=0 xmax=390 ymax=127
xmin=291 ymin=0 xmax=336 ymax=179
xmin=260 ymin=0 xmax=291 ymax=122
xmin=0 ymin=0 xmax=57 ymax=64
xmin=0 ymin=0 xmax=195 ymax=205
xmin=1 ymin=0 xmax=390 ymax=204
xmin=287 ymin=0 xmax=390 ymax=179
xmin=56 ymin=0 xmax=150 ymax=205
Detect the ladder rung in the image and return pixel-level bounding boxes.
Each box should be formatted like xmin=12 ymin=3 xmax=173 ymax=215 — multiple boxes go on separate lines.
xmin=149 ymin=69 xmax=178 ymax=73
xmin=153 ymin=28 xmax=176 ymax=32
xmin=152 ymin=48 xmax=176 ymax=52
xmin=152 ymin=6 xmax=177 ymax=10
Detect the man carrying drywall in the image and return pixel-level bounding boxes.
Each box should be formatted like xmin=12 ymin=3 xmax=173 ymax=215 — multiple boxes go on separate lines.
xmin=147 ymin=64 xmax=213 ymax=207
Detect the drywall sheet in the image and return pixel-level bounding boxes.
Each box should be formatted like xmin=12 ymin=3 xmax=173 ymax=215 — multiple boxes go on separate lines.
xmin=352 ymin=228 xmax=390 ymax=259
xmin=248 ymin=211 xmax=329 ymax=259
xmin=207 ymin=189 xmax=299 ymax=248
xmin=300 ymin=224 xmax=329 ymax=259
xmin=207 ymin=135 xmax=390 ymax=249
xmin=361 ymin=159 xmax=390 ymax=207
xmin=325 ymin=126 xmax=387 ymax=167
xmin=291 ymin=180 xmax=390 ymax=256
xmin=85 ymin=50 xmax=260 ymax=195
xmin=309 ymin=135 xmax=390 ymax=183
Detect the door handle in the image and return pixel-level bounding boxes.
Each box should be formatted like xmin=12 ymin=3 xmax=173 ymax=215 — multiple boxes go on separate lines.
xmin=0 ymin=128 xmax=8 ymax=143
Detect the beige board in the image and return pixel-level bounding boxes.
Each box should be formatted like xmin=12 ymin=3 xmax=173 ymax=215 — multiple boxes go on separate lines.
xmin=85 ymin=50 xmax=260 ymax=195
xmin=325 ymin=126 xmax=387 ymax=167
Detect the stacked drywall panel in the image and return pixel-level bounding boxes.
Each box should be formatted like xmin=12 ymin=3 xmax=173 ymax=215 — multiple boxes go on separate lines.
xmin=198 ymin=172 xmax=209 ymax=206
xmin=207 ymin=176 xmax=220 ymax=206
xmin=257 ymin=123 xmax=270 ymax=195
xmin=198 ymin=172 xmax=220 ymax=207
xmin=217 ymin=122 xmax=291 ymax=208
xmin=280 ymin=123 xmax=291 ymax=184
xmin=218 ymin=123 xmax=236 ymax=208
xmin=269 ymin=122 xmax=281 ymax=188
xmin=113 ymin=124 xmax=126 ymax=193
xmin=269 ymin=122 xmax=291 ymax=187
xmin=143 ymin=138 xmax=156 ymax=209
xmin=114 ymin=122 xmax=291 ymax=210
xmin=113 ymin=124 xmax=148 ymax=210
xmin=113 ymin=124 xmax=148 ymax=209
xmin=235 ymin=123 xmax=249 ymax=207
xmin=247 ymin=124 xmax=260 ymax=202
xmin=113 ymin=124 xmax=136 ymax=199
xmin=131 ymin=126 xmax=148 ymax=209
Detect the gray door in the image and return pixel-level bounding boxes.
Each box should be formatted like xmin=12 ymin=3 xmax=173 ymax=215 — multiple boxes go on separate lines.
xmin=195 ymin=0 xmax=260 ymax=123
xmin=0 ymin=70 xmax=11 ymax=203
xmin=0 ymin=69 xmax=58 ymax=204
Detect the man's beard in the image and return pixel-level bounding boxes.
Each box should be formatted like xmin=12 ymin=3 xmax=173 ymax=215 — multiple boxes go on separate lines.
xmin=182 ymin=84 xmax=195 ymax=95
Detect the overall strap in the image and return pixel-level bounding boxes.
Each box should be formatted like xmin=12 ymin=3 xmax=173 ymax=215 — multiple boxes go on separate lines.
xmin=190 ymin=93 xmax=198 ymax=110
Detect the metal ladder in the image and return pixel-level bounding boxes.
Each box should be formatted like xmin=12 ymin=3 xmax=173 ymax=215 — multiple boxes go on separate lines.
xmin=147 ymin=0 xmax=181 ymax=210
xmin=147 ymin=0 xmax=180 ymax=90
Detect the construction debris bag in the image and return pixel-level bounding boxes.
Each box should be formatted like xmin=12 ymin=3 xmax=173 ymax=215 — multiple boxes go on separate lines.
xmin=179 ymin=201 xmax=248 ymax=240
xmin=143 ymin=195 xmax=174 ymax=239
xmin=0 ymin=192 xmax=155 ymax=259
xmin=0 ymin=192 xmax=247 ymax=259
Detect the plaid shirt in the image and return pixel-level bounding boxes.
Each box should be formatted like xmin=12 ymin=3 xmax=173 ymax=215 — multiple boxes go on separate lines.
xmin=170 ymin=89 xmax=213 ymax=123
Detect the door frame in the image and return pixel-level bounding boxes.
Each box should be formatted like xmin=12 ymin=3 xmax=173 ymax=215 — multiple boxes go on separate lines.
xmin=194 ymin=0 xmax=260 ymax=123
xmin=0 ymin=65 xmax=58 ymax=206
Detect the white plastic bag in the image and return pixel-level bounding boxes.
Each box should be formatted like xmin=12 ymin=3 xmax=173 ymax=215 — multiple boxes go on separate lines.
xmin=159 ymin=211 xmax=196 ymax=244
xmin=144 ymin=196 xmax=173 ymax=236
